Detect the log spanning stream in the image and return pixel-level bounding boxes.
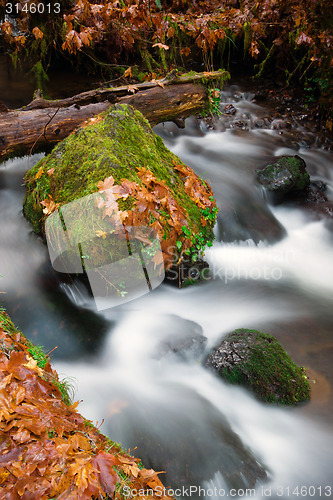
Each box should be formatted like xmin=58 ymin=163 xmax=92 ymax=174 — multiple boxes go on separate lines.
xmin=1 ymin=85 xmax=333 ymax=498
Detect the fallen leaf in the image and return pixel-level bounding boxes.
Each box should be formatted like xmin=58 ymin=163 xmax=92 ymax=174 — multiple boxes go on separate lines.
xmin=35 ymin=167 xmax=44 ymax=180
xmin=152 ymin=42 xmax=169 ymax=50
xmin=32 ymin=27 xmax=43 ymax=40
xmin=124 ymin=66 xmax=132 ymax=78
xmin=95 ymin=230 xmax=108 ymax=239
xmin=41 ymin=196 xmax=60 ymax=215
xmin=127 ymin=84 xmax=139 ymax=93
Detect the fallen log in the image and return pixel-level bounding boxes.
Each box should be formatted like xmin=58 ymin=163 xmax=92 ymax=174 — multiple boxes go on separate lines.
xmin=0 ymin=70 xmax=227 ymax=163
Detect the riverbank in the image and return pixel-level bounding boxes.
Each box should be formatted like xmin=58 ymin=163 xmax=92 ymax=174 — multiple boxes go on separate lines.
xmin=0 ymin=307 xmax=173 ymax=499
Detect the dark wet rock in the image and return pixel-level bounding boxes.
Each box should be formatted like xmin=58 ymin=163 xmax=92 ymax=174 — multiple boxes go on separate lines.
xmin=231 ymin=120 xmax=249 ymax=130
xmin=306 ymin=180 xmax=328 ymax=203
xmin=153 ymin=314 xmax=207 ymax=360
xmin=107 ymin=384 xmax=268 ymax=490
xmin=223 ymin=103 xmax=237 ymax=115
xmin=252 ymin=89 xmax=268 ymax=102
xmin=165 ymin=257 xmax=210 ymax=288
xmin=205 ymin=329 xmax=311 ymax=405
xmin=255 ymin=155 xmax=310 ymax=203
xmin=283 ymin=179 xmax=333 ymax=223
xmin=271 ymin=119 xmax=292 ymax=130
xmin=254 ymin=118 xmax=265 ymax=128
xmin=216 ymin=194 xmax=286 ymax=244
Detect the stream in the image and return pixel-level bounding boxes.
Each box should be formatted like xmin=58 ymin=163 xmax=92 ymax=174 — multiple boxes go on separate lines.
xmin=0 ymin=83 xmax=333 ymax=499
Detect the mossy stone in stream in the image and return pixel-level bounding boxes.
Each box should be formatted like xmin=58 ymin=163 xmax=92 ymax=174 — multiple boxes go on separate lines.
xmin=255 ymin=155 xmax=310 ymax=201
xmin=23 ymin=104 xmax=217 ymax=281
xmin=205 ymin=329 xmax=310 ymax=405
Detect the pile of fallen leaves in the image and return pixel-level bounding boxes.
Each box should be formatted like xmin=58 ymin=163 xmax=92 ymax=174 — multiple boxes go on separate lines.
xmin=0 ymin=311 xmax=173 ymax=499
xmin=92 ymin=161 xmax=216 ymax=270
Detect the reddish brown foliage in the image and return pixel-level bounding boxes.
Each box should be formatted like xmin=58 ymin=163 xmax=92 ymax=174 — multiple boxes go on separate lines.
xmin=0 ymin=312 xmax=173 ymax=499
xmin=92 ymin=161 xmax=216 ymax=270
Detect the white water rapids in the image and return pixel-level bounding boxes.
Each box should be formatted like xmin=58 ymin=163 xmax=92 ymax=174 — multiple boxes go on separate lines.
xmin=0 ymin=87 xmax=332 ymax=499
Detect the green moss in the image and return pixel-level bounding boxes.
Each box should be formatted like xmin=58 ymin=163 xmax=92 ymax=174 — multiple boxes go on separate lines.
xmin=23 ymin=104 xmax=216 ymax=263
xmin=26 ymin=341 xmax=48 ymax=369
xmin=256 ymin=155 xmax=310 ymax=194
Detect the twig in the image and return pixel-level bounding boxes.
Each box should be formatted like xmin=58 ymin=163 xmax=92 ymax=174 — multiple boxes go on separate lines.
xmin=27 ymin=107 xmax=60 ymax=170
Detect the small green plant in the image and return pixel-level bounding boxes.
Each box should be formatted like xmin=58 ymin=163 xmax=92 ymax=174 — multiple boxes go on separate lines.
xmin=53 ymin=376 xmax=76 ymax=406
xmin=208 ymin=88 xmax=222 ymax=116
xmin=26 ymin=342 xmax=48 ymax=369
xmin=114 ymin=466 xmax=131 ymax=498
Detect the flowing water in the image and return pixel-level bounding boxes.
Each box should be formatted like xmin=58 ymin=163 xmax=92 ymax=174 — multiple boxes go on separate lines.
xmin=1 ymin=85 xmax=333 ymax=499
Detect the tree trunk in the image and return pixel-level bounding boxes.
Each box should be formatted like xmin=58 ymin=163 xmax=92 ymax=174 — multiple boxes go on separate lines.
xmin=0 ymin=70 xmax=226 ymax=163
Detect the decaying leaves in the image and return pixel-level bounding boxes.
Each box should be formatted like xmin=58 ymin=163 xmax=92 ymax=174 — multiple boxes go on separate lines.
xmin=0 ymin=312 xmax=174 ymax=499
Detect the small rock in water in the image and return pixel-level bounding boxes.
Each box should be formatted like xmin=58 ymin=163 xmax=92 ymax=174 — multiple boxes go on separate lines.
xmin=205 ymin=328 xmax=311 ymax=405
xmin=255 ymin=154 xmax=310 ymax=203
xmin=152 ymin=314 xmax=207 ymax=360
xmin=271 ymin=118 xmax=292 ymax=130
xmin=223 ymin=103 xmax=237 ymax=115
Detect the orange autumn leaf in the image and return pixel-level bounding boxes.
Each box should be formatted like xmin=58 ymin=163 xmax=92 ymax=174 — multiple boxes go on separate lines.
xmin=40 ymin=196 xmax=60 ymax=215
xmin=152 ymin=42 xmax=169 ymax=50
xmin=32 ymin=26 xmax=43 ymax=40
xmin=47 ymin=167 xmax=55 ymax=176
xmin=124 ymin=66 xmax=132 ymax=78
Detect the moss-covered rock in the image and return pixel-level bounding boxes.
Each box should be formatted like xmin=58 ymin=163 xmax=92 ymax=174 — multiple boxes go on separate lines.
xmin=255 ymin=155 xmax=310 ymax=202
xmin=23 ymin=104 xmax=217 ymax=276
xmin=205 ymin=328 xmax=310 ymax=405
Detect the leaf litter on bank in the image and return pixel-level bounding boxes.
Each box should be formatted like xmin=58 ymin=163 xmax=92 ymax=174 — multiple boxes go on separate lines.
xmin=0 ymin=310 xmax=173 ymax=499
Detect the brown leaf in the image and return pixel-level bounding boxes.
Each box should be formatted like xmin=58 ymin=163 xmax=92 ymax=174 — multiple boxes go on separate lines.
xmin=97 ymin=176 xmax=115 ymax=192
xmin=124 ymin=66 xmax=132 ymax=78
xmin=32 ymin=27 xmax=43 ymax=40
xmin=296 ymin=32 xmax=313 ymax=45
xmin=127 ymin=84 xmax=139 ymax=93
xmin=41 ymin=196 xmax=60 ymax=216
xmin=92 ymin=451 xmax=120 ymax=495
xmin=47 ymin=167 xmax=55 ymax=177
xmin=152 ymin=42 xmax=169 ymax=50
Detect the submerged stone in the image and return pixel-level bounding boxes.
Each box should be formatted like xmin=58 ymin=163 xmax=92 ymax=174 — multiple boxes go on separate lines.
xmin=107 ymin=384 xmax=267 ymax=490
xmin=255 ymin=155 xmax=310 ymax=202
xmin=205 ymin=328 xmax=310 ymax=405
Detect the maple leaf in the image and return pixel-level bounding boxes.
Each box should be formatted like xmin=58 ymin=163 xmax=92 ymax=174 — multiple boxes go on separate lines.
xmin=250 ymin=41 xmax=260 ymax=57
xmin=296 ymin=32 xmax=313 ymax=45
xmin=41 ymin=196 xmax=60 ymax=215
xmin=79 ymin=27 xmax=93 ymax=46
xmin=120 ymin=178 xmax=138 ymax=194
xmin=180 ymin=47 xmax=191 ymax=56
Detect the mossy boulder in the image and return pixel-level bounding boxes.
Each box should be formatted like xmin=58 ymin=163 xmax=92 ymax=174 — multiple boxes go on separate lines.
xmin=255 ymin=155 xmax=310 ymax=202
xmin=205 ymin=328 xmax=310 ymax=405
xmin=23 ymin=104 xmax=217 ymax=276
